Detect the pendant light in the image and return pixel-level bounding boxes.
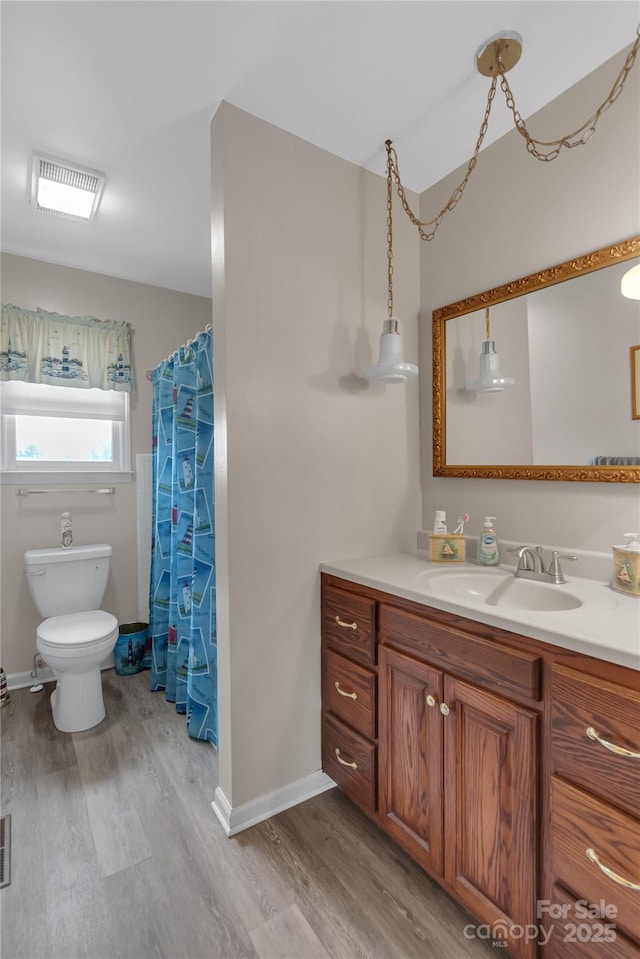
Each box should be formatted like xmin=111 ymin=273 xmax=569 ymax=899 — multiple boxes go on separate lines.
xmin=467 ymin=307 xmax=514 ymax=393
xmin=361 ymin=27 xmax=639 ymax=389
xmin=361 ymin=141 xmax=418 ymax=384
xmin=378 ymin=27 xmax=638 ymax=382
xmin=621 ymin=262 xmax=640 ymax=299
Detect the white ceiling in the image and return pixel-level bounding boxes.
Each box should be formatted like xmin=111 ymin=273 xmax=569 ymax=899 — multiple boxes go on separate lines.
xmin=1 ymin=1 xmax=638 ymax=298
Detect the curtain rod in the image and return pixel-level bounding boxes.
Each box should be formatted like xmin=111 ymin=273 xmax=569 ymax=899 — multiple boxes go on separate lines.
xmin=146 ymin=324 xmax=212 ymax=381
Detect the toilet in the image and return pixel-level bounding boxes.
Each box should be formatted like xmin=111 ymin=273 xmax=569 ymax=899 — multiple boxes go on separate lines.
xmin=24 ymin=544 xmax=119 ymax=733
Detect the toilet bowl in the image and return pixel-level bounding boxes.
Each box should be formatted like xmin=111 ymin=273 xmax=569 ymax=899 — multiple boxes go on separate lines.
xmin=37 ymin=610 xmax=118 ymax=732
xmin=24 ymin=544 xmax=119 ymax=733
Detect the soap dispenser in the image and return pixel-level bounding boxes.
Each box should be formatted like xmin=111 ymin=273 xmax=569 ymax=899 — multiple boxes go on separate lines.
xmin=611 ymin=533 xmax=640 ymax=596
xmin=478 ymin=516 xmax=499 ymax=566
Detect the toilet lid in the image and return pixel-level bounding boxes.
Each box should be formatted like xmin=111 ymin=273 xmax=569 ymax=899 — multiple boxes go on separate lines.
xmin=37 ymin=610 xmax=118 ymax=647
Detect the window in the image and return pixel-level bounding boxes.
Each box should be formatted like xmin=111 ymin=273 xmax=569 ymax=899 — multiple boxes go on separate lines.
xmin=1 ymin=381 xmax=131 ymax=483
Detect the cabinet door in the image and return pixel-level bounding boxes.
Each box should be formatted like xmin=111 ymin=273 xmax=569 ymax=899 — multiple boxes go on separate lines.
xmin=379 ymin=646 xmax=444 ymax=876
xmin=444 ymin=677 xmax=537 ymax=959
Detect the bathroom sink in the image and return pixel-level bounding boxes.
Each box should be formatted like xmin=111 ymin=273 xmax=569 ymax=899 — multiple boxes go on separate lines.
xmin=484 ymin=577 xmax=583 ymax=611
xmin=419 ymin=569 xmax=511 ymax=604
xmin=419 ymin=568 xmax=585 ymax=612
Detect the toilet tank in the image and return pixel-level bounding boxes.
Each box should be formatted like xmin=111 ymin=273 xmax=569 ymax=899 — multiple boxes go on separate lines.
xmin=24 ymin=544 xmax=112 ymax=618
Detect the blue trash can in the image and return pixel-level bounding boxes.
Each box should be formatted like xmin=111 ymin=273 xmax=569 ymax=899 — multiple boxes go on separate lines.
xmin=114 ymin=623 xmax=148 ymax=676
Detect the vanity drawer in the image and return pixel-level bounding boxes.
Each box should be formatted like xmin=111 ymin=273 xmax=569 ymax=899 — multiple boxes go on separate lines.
xmin=323 ymin=648 xmax=376 ymax=740
xmin=322 ymin=714 xmax=377 ymax=813
xmin=378 ymin=603 xmax=541 ymax=701
xmin=551 ymin=664 xmax=640 ymax=817
xmin=546 ymin=885 xmax=640 ymax=959
xmin=322 ymin=585 xmax=376 ymax=666
xmin=550 ymin=777 xmax=640 ymax=944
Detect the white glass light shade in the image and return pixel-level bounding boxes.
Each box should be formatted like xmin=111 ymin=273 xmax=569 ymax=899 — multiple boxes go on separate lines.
xmin=621 ymin=263 xmax=640 ymax=299
xmin=361 ymin=319 xmax=418 ymax=384
xmin=467 ymin=340 xmax=514 ymax=393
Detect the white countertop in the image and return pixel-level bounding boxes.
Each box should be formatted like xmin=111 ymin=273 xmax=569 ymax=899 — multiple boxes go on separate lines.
xmin=320 ymin=553 xmax=640 ymax=671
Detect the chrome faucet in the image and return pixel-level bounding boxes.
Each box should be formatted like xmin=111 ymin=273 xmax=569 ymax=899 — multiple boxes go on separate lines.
xmin=508 ymin=546 xmax=577 ymax=585
xmin=514 ymin=546 xmax=544 ymax=573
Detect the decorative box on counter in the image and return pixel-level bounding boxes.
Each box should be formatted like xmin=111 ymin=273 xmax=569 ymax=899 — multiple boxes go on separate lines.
xmin=611 ymin=533 xmax=640 ymax=597
xmin=429 ymin=533 xmax=466 ymax=563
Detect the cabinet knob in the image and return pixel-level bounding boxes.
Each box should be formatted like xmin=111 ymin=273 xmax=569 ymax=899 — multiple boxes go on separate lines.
xmin=426 ymin=694 xmax=437 ymax=708
xmin=334 ymin=681 xmax=357 ymax=700
xmin=335 ymin=748 xmax=358 ymax=770
xmin=586 ymin=847 xmax=640 ymax=891
xmin=585 ymin=726 xmax=640 ymax=759
xmin=439 ymin=702 xmax=451 ymax=716
xmin=335 ymin=615 xmax=358 ymax=631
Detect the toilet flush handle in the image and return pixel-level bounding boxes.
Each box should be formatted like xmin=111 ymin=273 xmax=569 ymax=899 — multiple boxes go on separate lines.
xmin=26 ymin=569 xmax=45 ymax=576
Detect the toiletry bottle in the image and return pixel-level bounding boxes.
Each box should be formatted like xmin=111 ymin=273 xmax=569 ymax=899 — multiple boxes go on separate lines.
xmin=478 ymin=516 xmax=499 ymax=566
xmin=433 ymin=511 xmax=447 ymax=534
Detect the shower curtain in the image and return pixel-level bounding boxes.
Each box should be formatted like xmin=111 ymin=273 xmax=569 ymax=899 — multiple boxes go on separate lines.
xmin=148 ymin=329 xmax=217 ymax=744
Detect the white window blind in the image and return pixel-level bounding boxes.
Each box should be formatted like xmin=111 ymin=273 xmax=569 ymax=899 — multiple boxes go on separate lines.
xmin=1 ymin=380 xmax=126 ymax=419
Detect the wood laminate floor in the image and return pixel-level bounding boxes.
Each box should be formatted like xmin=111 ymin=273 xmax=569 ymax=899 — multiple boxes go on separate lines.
xmin=1 ymin=670 xmax=494 ymax=959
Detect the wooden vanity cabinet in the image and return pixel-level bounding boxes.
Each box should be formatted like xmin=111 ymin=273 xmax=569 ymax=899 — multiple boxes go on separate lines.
xmin=320 ymin=572 xmax=640 ymax=959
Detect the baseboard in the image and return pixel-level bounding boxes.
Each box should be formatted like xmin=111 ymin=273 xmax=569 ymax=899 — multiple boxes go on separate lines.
xmin=6 ymin=657 xmax=114 ymax=691
xmin=211 ymin=769 xmax=335 ymax=837
xmin=6 ymin=667 xmax=55 ymax=690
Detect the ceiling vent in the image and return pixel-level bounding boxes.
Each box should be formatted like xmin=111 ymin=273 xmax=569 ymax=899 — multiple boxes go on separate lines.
xmin=30 ymin=153 xmax=105 ymax=222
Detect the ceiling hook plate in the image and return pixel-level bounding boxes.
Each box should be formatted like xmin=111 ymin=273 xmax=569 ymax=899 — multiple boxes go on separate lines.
xmin=476 ymin=31 xmax=523 ymax=77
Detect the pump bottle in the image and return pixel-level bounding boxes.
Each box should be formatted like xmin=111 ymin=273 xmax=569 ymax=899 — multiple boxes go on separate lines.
xmin=478 ymin=516 xmax=499 ymax=566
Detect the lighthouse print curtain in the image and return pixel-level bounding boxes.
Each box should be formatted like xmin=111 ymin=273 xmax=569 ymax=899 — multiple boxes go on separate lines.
xmin=148 ymin=329 xmax=217 ymax=744
xmin=1 ymin=304 xmax=133 ymax=390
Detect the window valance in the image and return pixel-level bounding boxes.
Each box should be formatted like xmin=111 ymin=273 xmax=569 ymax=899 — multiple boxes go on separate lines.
xmin=0 ymin=304 xmax=134 ymax=392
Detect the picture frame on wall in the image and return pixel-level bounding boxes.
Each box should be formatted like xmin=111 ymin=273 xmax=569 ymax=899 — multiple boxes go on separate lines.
xmin=632 ymin=345 xmax=640 ymax=420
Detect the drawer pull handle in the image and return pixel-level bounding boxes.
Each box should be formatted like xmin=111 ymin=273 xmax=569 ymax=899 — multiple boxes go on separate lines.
xmin=426 ymin=694 xmax=437 ymax=708
xmin=586 ymin=848 xmax=640 ymax=891
xmin=335 ymin=615 xmax=358 ymax=631
xmin=335 ymin=748 xmax=357 ymax=770
xmin=334 ymin=681 xmax=357 ymax=700
xmin=586 ymin=726 xmax=640 ymax=759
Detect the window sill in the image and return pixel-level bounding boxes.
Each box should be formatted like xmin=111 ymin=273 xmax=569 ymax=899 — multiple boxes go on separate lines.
xmin=0 ymin=470 xmax=134 ymax=486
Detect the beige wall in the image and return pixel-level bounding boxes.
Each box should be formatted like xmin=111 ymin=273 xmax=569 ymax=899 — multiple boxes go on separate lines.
xmin=0 ymin=254 xmax=212 ymax=674
xmin=211 ymin=103 xmax=421 ymax=808
xmin=419 ymin=47 xmax=640 ymax=551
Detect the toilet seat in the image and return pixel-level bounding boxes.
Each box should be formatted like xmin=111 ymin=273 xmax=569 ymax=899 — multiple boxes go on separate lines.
xmin=37 ymin=610 xmax=118 ymax=650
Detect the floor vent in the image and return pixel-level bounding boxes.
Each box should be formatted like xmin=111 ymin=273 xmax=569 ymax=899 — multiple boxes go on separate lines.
xmin=0 ymin=815 xmax=11 ymax=888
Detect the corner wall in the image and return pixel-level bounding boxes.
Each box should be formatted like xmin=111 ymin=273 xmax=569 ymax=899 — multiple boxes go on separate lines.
xmin=419 ymin=46 xmax=640 ymax=552
xmin=0 ymin=254 xmax=212 ymax=674
xmin=211 ymin=103 xmax=421 ymax=809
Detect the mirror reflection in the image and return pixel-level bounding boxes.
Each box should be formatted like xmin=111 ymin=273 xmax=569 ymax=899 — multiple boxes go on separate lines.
xmin=433 ymin=238 xmax=640 ymax=482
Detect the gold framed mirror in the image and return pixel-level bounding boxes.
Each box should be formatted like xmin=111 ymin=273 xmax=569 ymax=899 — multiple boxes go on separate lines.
xmin=432 ymin=236 xmax=640 ymax=482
